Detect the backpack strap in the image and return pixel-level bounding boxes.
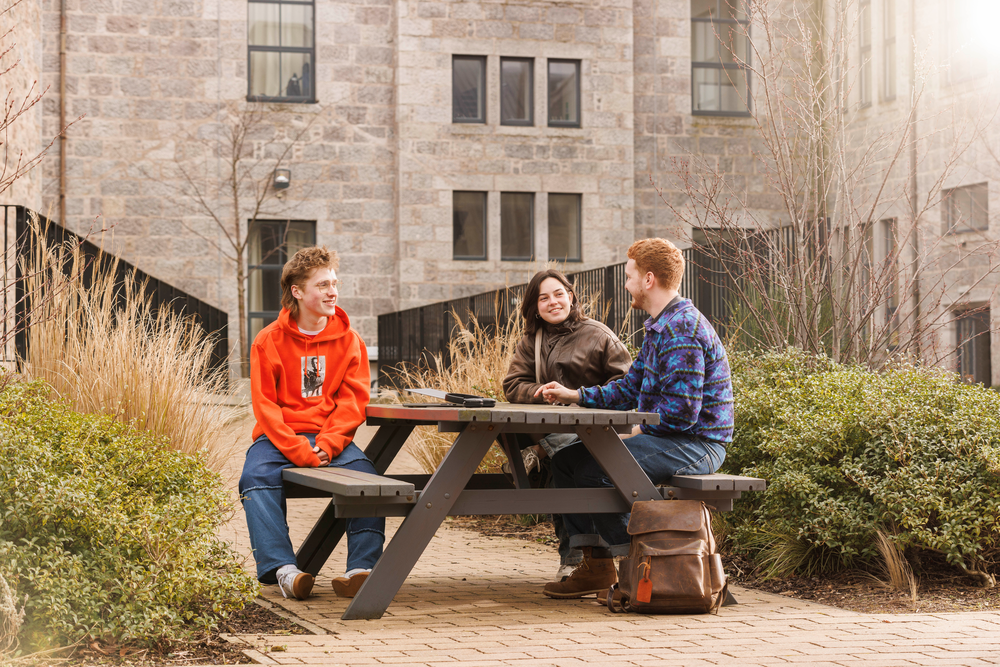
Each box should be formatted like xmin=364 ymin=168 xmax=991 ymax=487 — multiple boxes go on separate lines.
xmin=534 ymin=328 xmax=543 ymax=383
xmin=606 ymin=584 xmax=625 ymax=613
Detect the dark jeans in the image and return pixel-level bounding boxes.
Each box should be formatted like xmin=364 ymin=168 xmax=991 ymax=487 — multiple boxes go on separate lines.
xmin=551 ymin=431 xmax=726 ymax=556
xmin=239 ymin=434 xmax=385 ymax=583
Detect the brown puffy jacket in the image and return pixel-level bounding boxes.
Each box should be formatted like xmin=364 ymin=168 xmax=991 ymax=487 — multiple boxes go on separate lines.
xmin=503 ymin=318 xmax=632 ymax=404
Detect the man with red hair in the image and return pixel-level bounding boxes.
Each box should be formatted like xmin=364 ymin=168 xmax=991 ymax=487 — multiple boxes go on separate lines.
xmin=536 ymin=238 xmax=734 ymax=599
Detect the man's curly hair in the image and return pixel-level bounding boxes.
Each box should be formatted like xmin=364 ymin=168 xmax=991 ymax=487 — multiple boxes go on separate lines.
xmin=627 ymin=238 xmax=684 ymax=291
xmin=281 ymin=246 xmax=340 ymax=317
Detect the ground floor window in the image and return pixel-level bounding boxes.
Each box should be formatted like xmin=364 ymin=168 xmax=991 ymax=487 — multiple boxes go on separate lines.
xmin=248 ymin=220 xmax=316 ymax=343
xmin=956 ymin=308 xmax=991 ymax=386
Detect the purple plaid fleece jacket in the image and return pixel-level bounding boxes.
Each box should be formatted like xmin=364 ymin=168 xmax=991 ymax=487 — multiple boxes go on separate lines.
xmin=577 ymin=298 xmax=734 ymax=444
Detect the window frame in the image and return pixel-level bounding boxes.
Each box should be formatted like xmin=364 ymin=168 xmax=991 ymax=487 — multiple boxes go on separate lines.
xmin=956 ymin=307 xmax=992 ymax=386
xmin=500 ymin=191 xmax=535 ymax=261
xmin=452 ymin=191 xmax=488 ymax=261
xmin=500 ymin=57 xmax=535 ymax=127
xmin=882 ymin=0 xmax=896 ymax=101
xmin=247 ymin=0 xmax=317 ymax=104
xmin=943 ymin=182 xmax=989 ymax=234
xmin=547 ymin=193 xmax=582 ymax=262
xmin=452 ymin=55 xmax=487 ymax=124
xmin=859 ymin=0 xmax=872 ymax=108
xmin=690 ymin=0 xmax=751 ymax=117
xmin=247 ymin=219 xmax=317 ymax=345
xmin=547 ymin=59 xmax=581 ymax=128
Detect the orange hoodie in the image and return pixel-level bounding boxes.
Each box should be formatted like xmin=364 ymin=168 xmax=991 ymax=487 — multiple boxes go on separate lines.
xmin=250 ymin=306 xmax=370 ymax=467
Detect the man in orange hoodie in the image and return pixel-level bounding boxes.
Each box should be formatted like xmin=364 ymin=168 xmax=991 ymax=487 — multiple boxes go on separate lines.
xmin=239 ymin=246 xmax=383 ymax=600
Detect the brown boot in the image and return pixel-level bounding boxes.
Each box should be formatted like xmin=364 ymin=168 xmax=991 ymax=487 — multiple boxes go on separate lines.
xmin=542 ymin=547 xmax=617 ymax=599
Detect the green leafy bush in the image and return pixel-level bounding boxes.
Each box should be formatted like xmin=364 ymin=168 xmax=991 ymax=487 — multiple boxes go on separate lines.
xmin=722 ymin=348 xmax=1000 ymax=583
xmin=0 ymin=379 xmax=259 ymax=651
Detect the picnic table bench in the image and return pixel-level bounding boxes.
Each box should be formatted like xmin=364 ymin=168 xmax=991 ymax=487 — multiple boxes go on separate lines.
xmin=282 ymin=402 xmax=766 ymax=620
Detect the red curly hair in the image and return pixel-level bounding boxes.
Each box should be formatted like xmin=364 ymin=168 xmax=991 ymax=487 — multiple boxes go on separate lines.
xmin=627 ymin=238 xmax=684 ymax=291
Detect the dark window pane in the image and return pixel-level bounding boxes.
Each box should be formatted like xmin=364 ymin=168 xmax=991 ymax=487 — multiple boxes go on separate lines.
xmin=501 ymin=58 xmax=533 ymax=124
xmin=286 ymin=221 xmax=315 ymax=256
xmin=719 ymin=68 xmax=748 ymax=112
xmin=501 ymin=192 xmax=534 ymax=260
xmin=453 ymin=191 xmax=487 ymax=259
xmin=249 ymin=51 xmax=281 ymax=97
xmin=548 ymin=61 xmax=579 ymax=125
xmin=250 ymin=317 xmax=274 ymax=343
xmin=946 ymin=183 xmax=989 ymax=233
xmin=453 ymin=57 xmax=485 ymax=122
xmin=957 ymin=309 xmax=991 ymax=386
xmin=281 ymin=3 xmax=313 ymax=47
xmin=249 ymin=268 xmax=284 ymax=311
xmin=249 ymin=221 xmax=284 ymax=264
xmin=249 ymin=3 xmax=280 ymax=46
xmin=280 ymin=52 xmax=312 ymax=97
xmin=548 ymin=194 xmax=581 ymax=262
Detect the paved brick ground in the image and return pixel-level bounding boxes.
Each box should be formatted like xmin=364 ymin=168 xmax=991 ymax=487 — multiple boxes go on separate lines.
xmin=215 ymin=420 xmax=1000 ymax=666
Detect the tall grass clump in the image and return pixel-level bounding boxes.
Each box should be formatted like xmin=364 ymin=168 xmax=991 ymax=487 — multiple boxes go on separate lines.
xmin=387 ymin=298 xmax=524 ymax=473
xmin=20 ymin=222 xmax=236 ymax=470
xmin=722 ymin=348 xmax=1000 ymax=586
xmin=0 ymin=379 xmax=259 ymax=654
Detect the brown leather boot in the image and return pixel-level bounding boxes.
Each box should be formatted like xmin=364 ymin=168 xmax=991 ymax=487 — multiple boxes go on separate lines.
xmin=542 ymin=547 xmax=617 ymax=599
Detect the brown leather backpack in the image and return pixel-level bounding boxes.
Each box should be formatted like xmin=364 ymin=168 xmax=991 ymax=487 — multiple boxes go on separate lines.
xmin=607 ymin=499 xmax=727 ymax=614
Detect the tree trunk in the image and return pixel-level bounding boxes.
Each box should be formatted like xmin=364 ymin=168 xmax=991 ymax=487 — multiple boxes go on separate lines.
xmin=237 ymin=252 xmax=249 ymax=379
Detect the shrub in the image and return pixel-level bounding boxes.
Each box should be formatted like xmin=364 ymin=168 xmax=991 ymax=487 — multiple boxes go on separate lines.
xmin=0 ymin=379 xmax=258 ymax=652
xmin=723 ymin=348 xmax=1000 ymax=584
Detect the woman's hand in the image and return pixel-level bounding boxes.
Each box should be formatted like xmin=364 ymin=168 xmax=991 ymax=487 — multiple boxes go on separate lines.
xmin=534 ymin=381 xmax=578 ymax=405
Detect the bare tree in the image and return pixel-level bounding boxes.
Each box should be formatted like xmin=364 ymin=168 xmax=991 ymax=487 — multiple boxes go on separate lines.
xmin=655 ymin=0 xmax=998 ymax=370
xmin=174 ymin=102 xmax=322 ymax=378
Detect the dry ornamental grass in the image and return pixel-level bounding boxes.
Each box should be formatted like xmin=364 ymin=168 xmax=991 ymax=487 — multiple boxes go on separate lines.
xmin=19 ymin=221 xmax=238 ymax=470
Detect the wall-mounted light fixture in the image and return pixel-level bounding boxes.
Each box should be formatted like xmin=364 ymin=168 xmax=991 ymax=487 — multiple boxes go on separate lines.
xmin=273 ymin=168 xmax=291 ymax=190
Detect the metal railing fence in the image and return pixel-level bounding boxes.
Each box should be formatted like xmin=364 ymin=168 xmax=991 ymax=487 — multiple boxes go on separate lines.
xmin=2 ymin=205 xmax=229 ymax=374
xmin=377 ymin=248 xmax=735 ymax=386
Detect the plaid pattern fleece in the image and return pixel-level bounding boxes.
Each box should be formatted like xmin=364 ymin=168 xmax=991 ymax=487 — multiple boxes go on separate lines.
xmin=578 ymin=298 xmax=734 ymax=444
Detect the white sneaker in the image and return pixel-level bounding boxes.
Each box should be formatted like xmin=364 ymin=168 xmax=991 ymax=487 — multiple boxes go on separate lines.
xmin=276 ymin=566 xmax=314 ymax=600
xmin=555 ymin=563 xmax=577 ymax=581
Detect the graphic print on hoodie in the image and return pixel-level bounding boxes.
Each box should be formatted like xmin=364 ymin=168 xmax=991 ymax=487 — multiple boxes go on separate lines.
xmin=302 ymin=355 xmax=325 ymax=397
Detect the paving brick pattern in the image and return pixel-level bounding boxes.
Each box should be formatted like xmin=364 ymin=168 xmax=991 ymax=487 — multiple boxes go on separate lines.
xmin=218 ymin=423 xmax=1000 ymax=666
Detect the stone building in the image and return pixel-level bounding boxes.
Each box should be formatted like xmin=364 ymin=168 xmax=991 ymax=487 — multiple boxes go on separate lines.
xmin=0 ymin=0 xmax=997 ymax=385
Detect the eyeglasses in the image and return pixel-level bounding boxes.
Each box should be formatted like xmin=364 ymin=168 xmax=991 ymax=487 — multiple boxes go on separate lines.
xmin=301 ymin=279 xmax=341 ymax=293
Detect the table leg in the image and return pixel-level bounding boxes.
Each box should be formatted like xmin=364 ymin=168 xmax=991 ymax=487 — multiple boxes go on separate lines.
xmin=362 ymin=422 xmax=415 ymax=474
xmin=341 ymin=424 xmax=499 ymax=620
xmin=498 ymin=433 xmax=530 ymax=489
xmin=295 ymin=423 xmax=414 ymax=575
xmin=574 ymin=425 xmax=661 ymax=504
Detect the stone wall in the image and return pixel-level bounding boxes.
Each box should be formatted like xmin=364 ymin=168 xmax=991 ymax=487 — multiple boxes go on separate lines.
xmin=395 ymin=0 xmax=635 ymax=309
xmin=1 ymin=0 xmax=44 ymax=211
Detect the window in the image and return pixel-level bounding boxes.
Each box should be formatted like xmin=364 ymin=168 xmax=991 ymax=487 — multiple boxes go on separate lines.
xmin=501 ymin=58 xmax=533 ymax=126
xmin=248 ymin=0 xmax=315 ymax=102
xmin=453 ymin=56 xmax=486 ymax=123
xmin=957 ymin=308 xmax=991 ymax=386
xmin=882 ymin=0 xmax=896 ymax=100
xmin=548 ymin=60 xmax=580 ymax=127
xmin=501 ymin=192 xmax=534 ymax=260
xmin=881 ymin=218 xmax=899 ymax=346
xmin=248 ymin=220 xmax=316 ymax=343
xmin=453 ymin=192 xmax=487 ymax=260
xmin=691 ymin=0 xmax=750 ymax=115
xmin=548 ymin=193 xmax=581 ymax=261
xmin=944 ymin=183 xmax=988 ymax=234
xmin=859 ymin=0 xmax=872 ymax=107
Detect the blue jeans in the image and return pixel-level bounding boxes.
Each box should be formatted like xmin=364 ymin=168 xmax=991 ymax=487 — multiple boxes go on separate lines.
xmin=239 ymin=434 xmax=385 ymax=583
xmin=551 ymin=431 xmax=726 ymax=556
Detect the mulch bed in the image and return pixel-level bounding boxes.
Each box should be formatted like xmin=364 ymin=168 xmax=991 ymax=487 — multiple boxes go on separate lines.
xmin=47 ymin=602 xmax=309 ymax=666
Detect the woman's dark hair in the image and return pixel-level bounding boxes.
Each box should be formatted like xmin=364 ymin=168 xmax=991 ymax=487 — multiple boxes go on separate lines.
xmin=521 ymin=269 xmax=586 ymax=336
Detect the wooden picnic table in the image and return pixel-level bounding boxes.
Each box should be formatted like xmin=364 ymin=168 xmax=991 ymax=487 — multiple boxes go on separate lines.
xmin=282 ymin=402 xmax=765 ymax=620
